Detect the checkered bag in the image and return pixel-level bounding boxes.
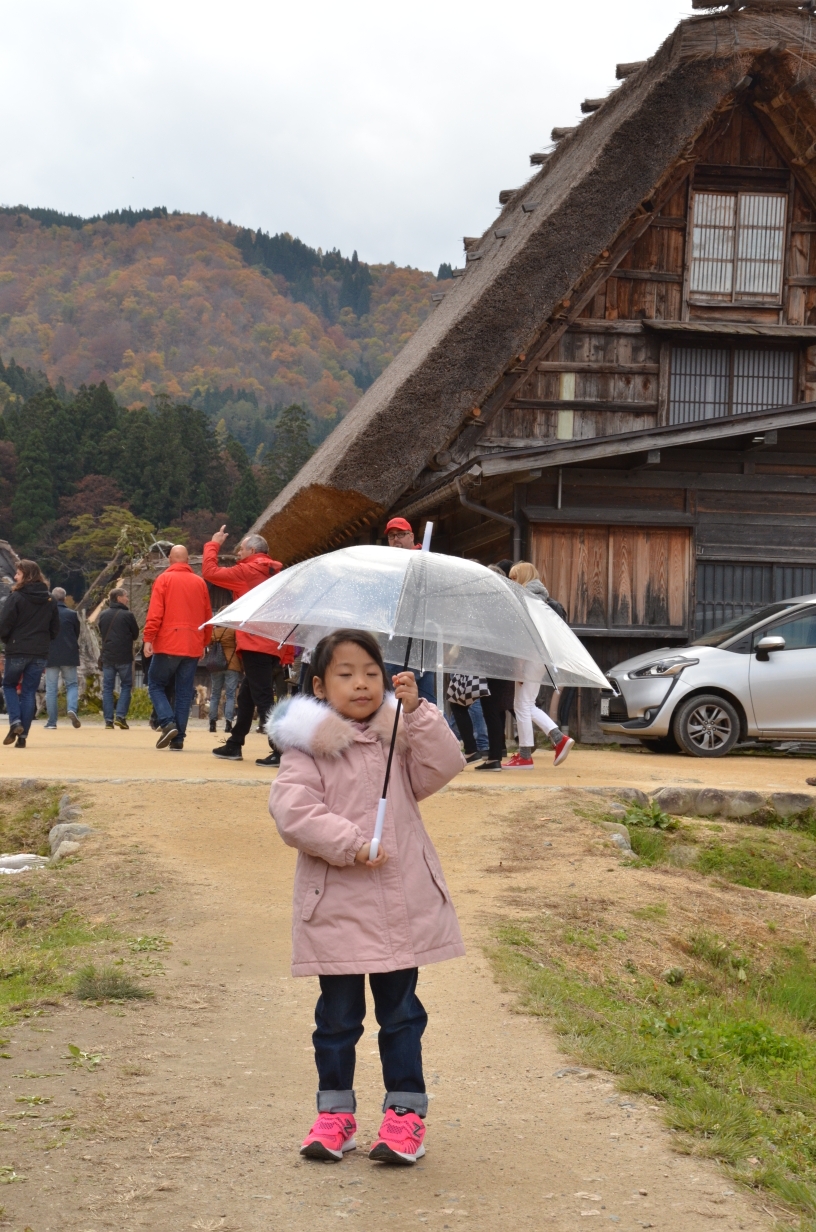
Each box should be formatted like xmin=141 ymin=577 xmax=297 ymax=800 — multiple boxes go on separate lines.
xmin=446 ymin=674 xmax=490 ymax=707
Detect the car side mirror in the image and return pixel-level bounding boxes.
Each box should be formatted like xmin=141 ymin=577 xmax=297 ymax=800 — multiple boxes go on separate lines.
xmin=755 ymin=635 xmax=786 ymax=662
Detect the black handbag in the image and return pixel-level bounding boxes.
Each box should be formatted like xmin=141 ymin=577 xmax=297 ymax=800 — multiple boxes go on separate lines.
xmin=201 ymin=640 xmax=228 ymax=672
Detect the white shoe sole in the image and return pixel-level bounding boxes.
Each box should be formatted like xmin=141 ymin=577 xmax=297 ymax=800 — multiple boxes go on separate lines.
xmin=300 ymin=1137 xmax=357 ymax=1161
xmin=553 ymin=738 xmax=575 ymax=766
xmin=368 ymin=1141 xmax=425 ymax=1165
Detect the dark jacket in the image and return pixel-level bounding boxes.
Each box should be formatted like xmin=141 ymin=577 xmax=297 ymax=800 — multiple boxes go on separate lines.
xmin=47 ymin=600 xmax=81 ymax=668
xmin=0 ymin=583 xmax=60 ymax=658
xmin=98 ymin=600 xmax=140 ymax=667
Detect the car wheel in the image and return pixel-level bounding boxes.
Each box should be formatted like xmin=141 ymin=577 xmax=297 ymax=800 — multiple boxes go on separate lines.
xmin=672 ymin=694 xmax=740 ymax=758
xmin=638 ymin=734 xmax=680 ymax=754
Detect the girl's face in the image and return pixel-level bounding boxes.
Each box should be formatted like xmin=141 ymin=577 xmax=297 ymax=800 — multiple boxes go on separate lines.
xmin=312 ymin=641 xmax=385 ymax=721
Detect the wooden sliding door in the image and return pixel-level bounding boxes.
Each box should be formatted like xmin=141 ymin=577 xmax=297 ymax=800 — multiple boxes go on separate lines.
xmin=530 ymin=525 xmax=692 ymax=636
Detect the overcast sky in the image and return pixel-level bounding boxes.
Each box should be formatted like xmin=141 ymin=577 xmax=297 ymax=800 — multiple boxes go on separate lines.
xmin=1 ymin=1 xmax=690 ymax=272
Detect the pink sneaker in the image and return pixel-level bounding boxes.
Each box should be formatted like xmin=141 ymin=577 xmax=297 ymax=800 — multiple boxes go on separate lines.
xmin=553 ymin=734 xmax=574 ymax=766
xmin=501 ymin=752 xmax=534 ymax=769
xmin=300 ymin=1111 xmax=357 ymax=1161
xmin=369 ymin=1109 xmax=426 ymax=1165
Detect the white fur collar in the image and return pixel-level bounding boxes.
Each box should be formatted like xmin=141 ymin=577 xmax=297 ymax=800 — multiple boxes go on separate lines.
xmin=266 ymin=693 xmax=408 ymax=759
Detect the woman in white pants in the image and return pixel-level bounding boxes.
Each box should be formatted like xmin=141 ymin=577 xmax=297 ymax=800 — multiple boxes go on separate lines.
xmin=502 ymin=562 xmax=574 ymax=769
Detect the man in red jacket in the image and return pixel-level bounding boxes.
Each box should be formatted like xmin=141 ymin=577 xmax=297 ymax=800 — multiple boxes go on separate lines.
xmin=143 ymin=545 xmax=212 ymax=750
xmin=202 ymin=526 xmax=293 ymax=765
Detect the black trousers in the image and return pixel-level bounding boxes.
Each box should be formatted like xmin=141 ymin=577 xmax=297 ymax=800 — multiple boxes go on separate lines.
xmin=449 ymin=702 xmax=477 ymax=755
xmin=229 ymin=651 xmax=278 ymax=747
xmin=481 ymin=687 xmax=507 ymax=762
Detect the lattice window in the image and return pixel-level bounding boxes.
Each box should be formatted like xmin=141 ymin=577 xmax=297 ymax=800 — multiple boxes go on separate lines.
xmin=690 ymin=192 xmax=786 ymax=303
xmin=669 ymin=346 xmax=794 ymax=424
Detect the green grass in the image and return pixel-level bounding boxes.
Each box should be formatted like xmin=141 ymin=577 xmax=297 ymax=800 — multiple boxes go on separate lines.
xmin=694 ymin=838 xmax=816 ymax=897
xmin=0 ymin=782 xmax=62 ymax=857
xmin=491 ymin=921 xmax=816 ymax=1225
xmin=74 ymin=965 xmax=152 ymax=1001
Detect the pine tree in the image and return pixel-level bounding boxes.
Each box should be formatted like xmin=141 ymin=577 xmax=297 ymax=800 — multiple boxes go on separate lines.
xmin=226 ymin=467 xmax=261 ymax=535
xmin=12 ymin=429 xmax=56 ymax=548
xmin=261 ymin=405 xmax=315 ymax=504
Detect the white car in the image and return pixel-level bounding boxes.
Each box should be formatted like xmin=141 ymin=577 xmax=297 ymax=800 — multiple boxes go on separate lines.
xmin=600 ymin=596 xmax=816 ymax=757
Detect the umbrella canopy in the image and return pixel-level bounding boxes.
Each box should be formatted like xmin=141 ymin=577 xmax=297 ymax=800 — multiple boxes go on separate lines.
xmin=207 ymin=545 xmax=608 ymax=688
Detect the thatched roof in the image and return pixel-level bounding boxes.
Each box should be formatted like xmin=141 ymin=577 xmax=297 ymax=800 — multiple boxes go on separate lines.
xmin=254 ymin=5 xmax=816 ymax=564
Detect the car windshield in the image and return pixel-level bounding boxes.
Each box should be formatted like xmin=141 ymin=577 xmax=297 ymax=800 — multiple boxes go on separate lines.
xmin=692 ymin=602 xmax=801 ymax=647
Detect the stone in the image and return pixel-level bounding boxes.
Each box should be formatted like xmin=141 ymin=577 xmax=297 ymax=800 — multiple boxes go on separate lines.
xmin=694 ymin=788 xmax=730 ymax=817
xmin=58 ymin=793 xmax=71 ymax=811
xmin=769 ymin=792 xmax=815 ymax=819
xmin=721 ymin=790 xmax=766 ymax=819
xmin=48 ymin=823 xmax=94 ymax=848
xmin=57 ymin=806 xmax=83 ymax=822
xmin=604 ymin=803 xmax=628 ymax=820
xmin=615 ymin=787 xmax=649 ymax=806
xmin=599 ymin=821 xmax=631 ymax=841
xmin=51 ymin=840 xmax=81 ymax=862
xmin=652 ymin=786 xmax=698 ymax=816
xmin=609 ymin=833 xmax=633 ymax=854
xmin=661 ymin=966 xmax=685 ymax=985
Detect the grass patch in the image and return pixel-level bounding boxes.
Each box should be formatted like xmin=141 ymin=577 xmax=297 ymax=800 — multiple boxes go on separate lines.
xmin=74 ymin=965 xmax=152 ymax=1001
xmin=0 ymin=782 xmax=62 ymax=857
xmin=694 ymin=836 xmax=816 ymax=897
xmin=491 ymin=915 xmax=816 ymax=1225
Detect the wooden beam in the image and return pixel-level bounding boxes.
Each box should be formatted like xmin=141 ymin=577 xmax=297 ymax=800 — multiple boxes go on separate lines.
xmin=607 ymin=269 xmax=682 ymax=282
xmin=644 ymin=320 xmax=816 ymax=338
xmin=509 ymin=399 xmax=659 ymax=413
xmin=551 ymin=467 xmax=816 ymax=494
xmin=792 ymin=222 xmax=816 ymax=232
xmin=535 ymin=361 xmax=660 ymax=374
xmin=567 ymin=320 xmax=645 ymax=335
xmin=650 ymin=217 xmax=687 ymax=228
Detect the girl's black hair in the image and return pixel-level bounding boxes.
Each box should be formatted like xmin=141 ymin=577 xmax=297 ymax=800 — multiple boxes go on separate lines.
xmin=304 ymin=629 xmax=391 ymax=697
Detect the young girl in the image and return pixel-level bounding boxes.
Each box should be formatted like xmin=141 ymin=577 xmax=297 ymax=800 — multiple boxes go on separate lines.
xmin=268 ymin=629 xmax=466 ymax=1166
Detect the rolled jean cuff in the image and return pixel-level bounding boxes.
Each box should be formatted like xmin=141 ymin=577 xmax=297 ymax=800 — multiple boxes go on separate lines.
xmin=383 ymin=1090 xmax=428 ymax=1118
xmin=317 ymin=1089 xmax=356 ymax=1114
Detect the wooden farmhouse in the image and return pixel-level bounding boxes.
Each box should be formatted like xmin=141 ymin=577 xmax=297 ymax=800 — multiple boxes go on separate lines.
xmin=253 ymin=1 xmax=816 ymax=739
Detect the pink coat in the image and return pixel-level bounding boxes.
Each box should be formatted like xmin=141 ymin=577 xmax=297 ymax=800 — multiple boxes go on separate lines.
xmin=267 ymin=695 xmax=466 ymax=977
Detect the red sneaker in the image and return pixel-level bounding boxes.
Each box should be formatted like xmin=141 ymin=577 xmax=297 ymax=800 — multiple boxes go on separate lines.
xmin=501 ymin=752 xmax=534 ymax=769
xmin=300 ymin=1112 xmax=357 ymax=1161
xmin=553 ymin=734 xmax=574 ymax=766
xmin=369 ymin=1109 xmax=426 ymax=1165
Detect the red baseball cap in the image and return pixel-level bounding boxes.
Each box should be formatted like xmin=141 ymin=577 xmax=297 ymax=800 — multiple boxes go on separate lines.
xmin=385 ymin=517 xmax=413 ymax=534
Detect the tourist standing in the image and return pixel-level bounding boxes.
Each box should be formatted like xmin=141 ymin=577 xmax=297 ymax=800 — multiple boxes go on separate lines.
xmin=382 ymin=517 xmax=436 ymax=704
xmin=98 ymin=587 xmax=140 ymax=730
xmin=143 ymin=546 xmax=212 ymax=751
xmin=0 ymin=560 xmax=60 ymax=749
xmin=207 ymin=625 xmax=243 ymax=733
xmin=44 ymin=587 xmax=81 ymax=730
xmin=203 ymin=527 xmax=292 ymax=766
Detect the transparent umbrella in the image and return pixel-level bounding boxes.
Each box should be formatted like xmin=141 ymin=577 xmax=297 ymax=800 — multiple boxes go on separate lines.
xmin=206 ymin=543 xmax=607 ymax=689
xmin=208 ymin=540 xmax=609 ymax=858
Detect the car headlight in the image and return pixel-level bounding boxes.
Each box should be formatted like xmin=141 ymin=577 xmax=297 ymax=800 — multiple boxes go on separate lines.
xmin=630 ymin=657 xmax=699 ymax=679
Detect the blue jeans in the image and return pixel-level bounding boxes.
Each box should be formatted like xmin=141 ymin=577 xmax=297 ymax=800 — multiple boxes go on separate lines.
xmin=4 ymin=656 xmax=47 ymax=736
xmin=103 ymin=662 xmax=133 ymax=723
xmin=147 ymin=654 xmax=197 ymax=740
xmin=384 ymin=665 xmax=436 ymax=705
xmin=45 ymin=665 xmax=78 ymax=727
xmin=209 ymin=669 xmax=242 ymax=722
xmin=313 ymin=967 xmax=428 ymax=1117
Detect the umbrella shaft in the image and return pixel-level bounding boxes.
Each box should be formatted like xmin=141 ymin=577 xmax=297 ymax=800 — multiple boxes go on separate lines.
xmin=370 ymin=637 xmax=413 ymax=861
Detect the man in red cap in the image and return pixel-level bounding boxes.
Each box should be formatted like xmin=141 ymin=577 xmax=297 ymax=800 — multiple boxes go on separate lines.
xmin=385 ymin=517 xmax=421 ymax=549
xmin=383 ymin=516 xmax=435 ymax=702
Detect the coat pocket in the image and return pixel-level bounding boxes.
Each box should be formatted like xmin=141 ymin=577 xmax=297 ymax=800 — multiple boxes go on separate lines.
xmin=423 ymin=846 xmax=452 ymax=904
xmin=301 ymin=861 xmax=329 ymax=921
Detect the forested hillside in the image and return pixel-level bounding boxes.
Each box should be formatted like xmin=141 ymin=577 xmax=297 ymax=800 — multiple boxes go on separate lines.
xmin=0 ymin=206 xmax=440 ymax=594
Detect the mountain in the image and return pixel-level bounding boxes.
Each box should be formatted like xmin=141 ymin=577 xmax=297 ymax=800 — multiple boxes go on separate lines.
xmin=0 ymin=207 xmax=437 ymax=456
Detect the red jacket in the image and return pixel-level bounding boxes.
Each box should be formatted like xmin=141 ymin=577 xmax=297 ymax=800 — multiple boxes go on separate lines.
xmin=202 ymin=542 xmax=294 ymax=662
xmin=144 ymin=563 xmax=213 ymax=658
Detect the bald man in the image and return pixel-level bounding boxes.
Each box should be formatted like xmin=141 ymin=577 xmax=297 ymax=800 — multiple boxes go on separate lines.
xmin=143 ymin=545 xmax=212 ymax=750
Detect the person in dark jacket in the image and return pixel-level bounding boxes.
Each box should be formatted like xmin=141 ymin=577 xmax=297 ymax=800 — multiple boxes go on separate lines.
xmin=44 ymin=587 xmax=81 ymax=730
xmin=0 ymin=560 xmax=60 ymax=748
xmin=98 ymin=587 xmax=140 ymax=730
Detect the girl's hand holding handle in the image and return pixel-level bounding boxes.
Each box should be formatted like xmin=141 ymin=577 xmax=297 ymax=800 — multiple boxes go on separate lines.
xmin=356 ymin=842 xmax=388 ymax=868
xmin=392 ymin=671 xmax=420 ymax=714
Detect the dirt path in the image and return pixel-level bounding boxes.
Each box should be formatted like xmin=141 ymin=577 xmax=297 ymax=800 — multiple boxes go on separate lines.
xmin=4 ymin=735 xmax=779 ymax=1231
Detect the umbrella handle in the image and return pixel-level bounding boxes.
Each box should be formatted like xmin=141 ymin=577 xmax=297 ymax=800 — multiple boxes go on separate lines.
xmin=369 ymin=797 xmax=388 ymax=861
